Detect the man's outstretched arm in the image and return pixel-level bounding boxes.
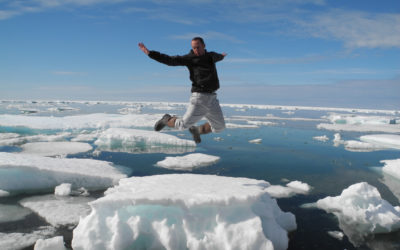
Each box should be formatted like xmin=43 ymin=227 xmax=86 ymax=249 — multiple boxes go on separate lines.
xmin=138 ymin=42 xmax=189 ymax=66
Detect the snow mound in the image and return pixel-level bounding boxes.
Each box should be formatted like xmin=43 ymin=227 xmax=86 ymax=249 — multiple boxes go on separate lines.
xmin=20 ymin=142 xmax=92 ymax=157
xmin=34 ymin=236 xmax=67 ymax=250
xmin=381 ymin=159 xmax=400 ymax=180
xmin=72 ymin=174 xmax=297 ymax=250
xmin=156 ymin=153 xmax=220 ymax=171
xmin=316 ymin=182 xmax=400 ymax=246
xmin=95 ymin=128 xmax=196 ymax=154
xmin=0 ymin=152 xmax=127 ymax=195
xmin=20 ymin=194 xmax=94 ymax=227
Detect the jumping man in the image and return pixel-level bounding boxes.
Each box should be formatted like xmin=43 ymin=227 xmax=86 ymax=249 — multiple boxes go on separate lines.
xmin=138 ymin=37 xmax=226 ymax=143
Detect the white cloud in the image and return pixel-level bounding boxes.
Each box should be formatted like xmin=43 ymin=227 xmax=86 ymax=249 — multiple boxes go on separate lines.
xmin=296 ymin=10 xmax=400 ymax=49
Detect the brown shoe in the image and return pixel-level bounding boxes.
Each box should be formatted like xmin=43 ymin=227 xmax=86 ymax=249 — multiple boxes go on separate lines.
xmin=189 ymin=126 xmax=201 ymax=144
xmin=154 ymin=114 xmax=172 ymax=131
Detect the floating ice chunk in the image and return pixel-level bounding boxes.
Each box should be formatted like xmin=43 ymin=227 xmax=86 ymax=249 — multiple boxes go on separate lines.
xmin=249 ymin=138 xmax=262 ymax=144
xmin=95 ymin=128 xmax=196 ymax=154
xmin=20 ymin=142 xmax=93 ymax=157
xmin=0 ymin=113 xmax=161 ymax=130
xmin=226 ymin=123 xmax=258 ymax=129
xmin=360 ymin=134 xmax=400 ymax=150
xmin=20 ymin=194 xmax=94 ymax=228
xmin=316 ymin=182 xmax=400 ymax=246
xmin=0 ymin=189 xmax=10 ymax=197
xmin=0 ymin=226 xmax=56 ymax=250
xmin=0 ymin=132 xmax=71 ymax=147
xmin=71 ymin=131 xmax=100 ymax=142
xmin=0 ymin=204 xmax=31 ymax=223
xmin=72 ymin=174 xmax=296 ymax=250
xmin=317 ymin=123 xmax=400 ymax=133
xmin=327 ymin=231 xmax=344 ymax=241
xmin=0 ymin=152 xmax=127 ymax=195
xmin=381 ymin=159 xmax=400 ymax=180
xmin=155 ymin=153 xmax=220 ymax=171
xmin=265 ymin=181 xmax=311 ymax=198
xmin=313 ymin=135 xmax=329 ymax=142
xmin=333 ymin=133 xmax=344 ymax=147
xmin=325 ymin=113 xmax=395 ymax=125
xmin=55 ymin=183 xmax=72 ymax=196
xmin=34 ymin=236 xmax=67 ymax=250
xmin=247 ymin=120 xmax=278 ymax=126
xmin=343 ymin=140 xmax=385 ymax=152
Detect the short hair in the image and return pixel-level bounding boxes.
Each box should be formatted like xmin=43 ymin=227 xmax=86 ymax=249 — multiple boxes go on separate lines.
xmin=192 ymin=37 xmax=205 ymax=45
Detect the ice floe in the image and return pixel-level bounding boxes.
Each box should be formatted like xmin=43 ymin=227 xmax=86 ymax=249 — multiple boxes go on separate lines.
xmin=226 ymin=123 xmax=258 ymax=129
xmin=0 ymin=227 xmax=56 ymax=250
xmin=54 ymin=183 xmax=72 ymax=196
xmin=381 ymin=159 xmax=400 ymax=180
xmin=312 ymin=135 xmax=329 ymax=142
xmin=34 ymin=236 xmax=67 ymax=250
xmin=0 ymin=152 xmax=128 ymax=195
xmin=72 ymin=174 xmax=297 ymax=250
xmin=265 ymin=181 xmax=312 ymax=198
xmin=0 ymin=132 xmax=71 ymax=147
xmin=20 ymin=194 xmax=94 ymax=228
xmin=249 ymin=138 xmax=262 ymax=144
xmin=155 ymin=153 xmax=220 ymax=170
xmin=0 ymin=189 xmax=10 ymax=197
xmin=327 ymin=231 xmax=344 ymax=241
xmin=94 ymin=128 xmax=196 ymax=154
xmin=360 ymin=134 xmax=400 ymax=150
xmin=20 ymin=142 xmax=93 ymax=157
xmin=0 ymin=113 xmax=161 ymax=130
xmin=316 ymin=182 xmax=400 ymax=246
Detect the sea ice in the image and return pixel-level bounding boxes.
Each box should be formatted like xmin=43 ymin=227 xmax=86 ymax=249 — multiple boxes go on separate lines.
xmin=34 ymin=236 xmax=67 ymax=250
xmin=265 ymin=181 xmax=311 ymax=198
xmin=312 ymin=135 xmax=329 ymax=142
xmin=155 ymin=153 xmax=220 ymax=170
xmin=249 ymin=138 xmax=262 ymax=144
xmin=0 ymin=226 xmax=56 ymax=250
xmin=71 ymin=174 xmax=297 ymax=250
xmin=343 ymin=140 xmax=385 ymax=152
xmin=316 ymin=182 xmax=400 ymax=246
xmin=381 ymin=159 xmax=400 ymax=180
xmin=0 ymin=152 xmax=127 ymax=195
xmin=20 ymin=194 xmax=94 ymax=228
xmin=327 ymin=231 xmax=344 ymax=241
xmin=0 ymin=189 xmax=10 ymax=197
xmin=20 ymin=142 xmax=93 ymax=157
xmin=360 ymin=134 xmax=400 ymax=150
xmin=0 ymin=113 xmax=161 ymax=130
xmin=226 ymin=123 xmax=259 ymax=129
xmin=54 ymin=183 xmax=72 ymax=196
xmin=95 ymin=128 xmax=196 ymax=154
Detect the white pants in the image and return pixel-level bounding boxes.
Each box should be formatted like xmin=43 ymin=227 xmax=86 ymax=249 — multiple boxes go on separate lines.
xmin=175 ymin=92 xmax=225 ymax=133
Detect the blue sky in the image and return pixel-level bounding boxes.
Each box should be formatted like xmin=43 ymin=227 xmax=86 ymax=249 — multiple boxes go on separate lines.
xmin=1 ymin=0 xmax=399 ymax=108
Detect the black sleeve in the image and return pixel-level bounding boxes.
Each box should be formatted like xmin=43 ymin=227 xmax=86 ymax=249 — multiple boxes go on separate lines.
xmin=148 ymin=51 xmax=191 ymax=66
xmin=210 ymin=52 xmax=224 ymax=63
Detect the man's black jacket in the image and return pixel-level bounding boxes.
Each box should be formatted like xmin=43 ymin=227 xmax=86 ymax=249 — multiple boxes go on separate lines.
xmin=148 ymin=50 xmax=224 ymax=93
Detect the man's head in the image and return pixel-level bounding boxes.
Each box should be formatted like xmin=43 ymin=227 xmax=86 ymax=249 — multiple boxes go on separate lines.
xmin=191 ymin=37 xmax=205 ymax=56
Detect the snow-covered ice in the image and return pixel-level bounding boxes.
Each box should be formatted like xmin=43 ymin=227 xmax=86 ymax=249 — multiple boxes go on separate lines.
xmin=155 ymin=153 xmax=220 ymax=171
xmin=20 ymin=142 xmax=92 ymax=157
xmin=54 ymin=183 xmax=72 ymax=196
xmin=265 ymin=181 xmax=312 ymax=198
xmin=72 ymin=174 xmax=297 ymax=250
xmin=0 ymin=113 xmax=161 ymax=130
xmin=381 ymin=159 xmax=400 ymax=180
xmin=20 ymin=194 xmax=94 ymax=227
xmin=313 ymin=135 xmax=329 ymax=142
xmin=327 ymin=231 xmax=344 ymax=241
xmin=0 ymin=227 xmax=56 ymax=250
xmin=316 ymin=182 xmax=400 ymax=246
xmin=94 ymin=128 xmax=196 ymax=154
xmin=0 ymin=189 xmax=10 ymax=197
xmin=34 ymin=236 xmax=67 ymax=250
xmin=0 ymin=152 xmax=128 ymax=195
xmin=249 ymin=138 xmax=262 ymax=144
xmin=360 ymin=134 xmax=400 ymax=150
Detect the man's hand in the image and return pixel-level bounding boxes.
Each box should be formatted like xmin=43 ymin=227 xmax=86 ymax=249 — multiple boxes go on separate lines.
xmin=138 ymin=42 xmax=149 ymax=55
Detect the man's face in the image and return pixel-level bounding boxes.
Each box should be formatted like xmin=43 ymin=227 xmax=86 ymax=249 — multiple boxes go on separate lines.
xmin=191 ymin=40 xmax=205 ymax=56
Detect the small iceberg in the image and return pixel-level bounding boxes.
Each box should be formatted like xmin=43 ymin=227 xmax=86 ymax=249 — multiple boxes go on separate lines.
xmin=72 ymin=174 xmax=297 ymax=250
xmin=155 ymin=153 xmax=220 ymax=171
